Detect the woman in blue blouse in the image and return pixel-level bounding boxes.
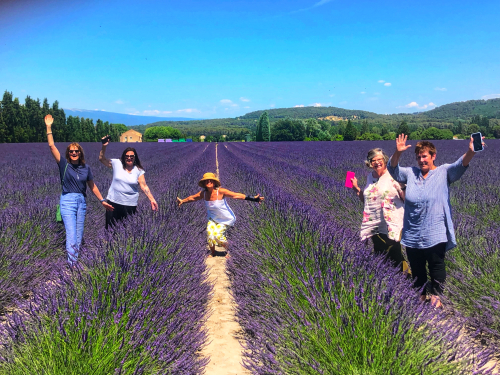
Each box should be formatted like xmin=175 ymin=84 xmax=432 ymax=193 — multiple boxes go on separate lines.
xmin=388 ymin=134 xmax=483 ymax=308
xmin=45 ymin=114 xmax=113 ymax=265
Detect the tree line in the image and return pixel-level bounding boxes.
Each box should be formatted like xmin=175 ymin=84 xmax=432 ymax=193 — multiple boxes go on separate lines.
xmin=0 ymin=91 xmax=128 ymax=143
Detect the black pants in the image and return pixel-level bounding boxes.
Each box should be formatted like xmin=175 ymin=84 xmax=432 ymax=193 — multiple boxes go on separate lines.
xmin=406 ymin=242 xmax=447 ymax=295
xmin=371 ymin=233 xmax=404 ymax=271
xmin=105 ymin=200 xmax=137 ymax=229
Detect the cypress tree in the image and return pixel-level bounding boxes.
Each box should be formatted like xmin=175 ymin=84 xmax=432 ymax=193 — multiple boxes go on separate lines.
xmin=343 ymin=120 xmax=357 ymax=141
xmin=256 ymin=117 xmax=263 ymax=141
xmin=259 ymin=111 xmax=271 ymax=141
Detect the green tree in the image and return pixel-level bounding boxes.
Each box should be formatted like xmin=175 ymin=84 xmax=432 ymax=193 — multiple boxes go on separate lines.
xmin=492 ymin=125 xmax=500 ymax=139
xmin=255 ymin=116 xmax=263 ymax=141
xmin=360 ymin=120 xmax=369 ymax=135
xmin=343 ymin=120 xmax=357 ymax=141
xmin=52 ymin=100 xmax=66 ymax=142
xmin=258 ymin=111 xmax=271 ymax=142
xmin=95 ymin=119 xmax=106 ymax=140
xmin=397 ymin=120 xmax=410 ymax=136
xmin=271 ymin=119 xmax=305 ymax=141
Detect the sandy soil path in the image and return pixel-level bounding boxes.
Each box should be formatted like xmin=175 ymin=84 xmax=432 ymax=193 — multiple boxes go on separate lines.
xmin=201 ymin=248 xmax=249 ymax=375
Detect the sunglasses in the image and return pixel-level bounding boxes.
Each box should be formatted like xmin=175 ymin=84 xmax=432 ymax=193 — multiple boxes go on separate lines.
xmin=69 ymin=150 xmax=80 ymax=154
xmin=125 ymin=155 xmax=135 ymax=160
xmin=205 ymin=179 xmax=214 ymax=184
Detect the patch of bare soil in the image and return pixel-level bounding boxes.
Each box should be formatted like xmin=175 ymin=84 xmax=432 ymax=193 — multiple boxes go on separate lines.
xmin=201 ymin=247 xmax=249 ymax=375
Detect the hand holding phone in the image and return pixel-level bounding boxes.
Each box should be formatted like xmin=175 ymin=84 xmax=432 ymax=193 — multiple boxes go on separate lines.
xmin=345 ymin=171 xmax=355 ymax=188
xmin=101 ymin=135 xmax=111 ymax=145
xmin=471 ymin=132 xmax=484 ymax=152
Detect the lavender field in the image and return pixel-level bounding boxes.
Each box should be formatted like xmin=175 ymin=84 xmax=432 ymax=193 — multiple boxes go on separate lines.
xmin=0 ymin=140 xmax=499 ymax=374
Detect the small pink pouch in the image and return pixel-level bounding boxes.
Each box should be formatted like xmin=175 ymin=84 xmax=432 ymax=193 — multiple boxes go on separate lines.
xmin=345 ymin=171 xmax=355 ymax=188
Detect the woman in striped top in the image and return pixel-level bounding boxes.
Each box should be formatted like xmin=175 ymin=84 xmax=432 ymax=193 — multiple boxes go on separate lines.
xmin=388 ymin=134 xmax=483 ymax=308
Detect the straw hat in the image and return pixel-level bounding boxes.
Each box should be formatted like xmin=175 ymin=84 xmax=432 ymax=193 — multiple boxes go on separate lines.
xmin=198 ymin=172 xmax=221 ymax=188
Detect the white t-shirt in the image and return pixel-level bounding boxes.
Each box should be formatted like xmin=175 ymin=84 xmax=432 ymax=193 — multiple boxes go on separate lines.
xmin=106 ymin=159 xmax=145 ymax=206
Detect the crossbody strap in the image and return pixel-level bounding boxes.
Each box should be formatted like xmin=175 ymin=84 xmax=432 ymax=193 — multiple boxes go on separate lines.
xmin=61 ymin=163 xmax=68 ymax=188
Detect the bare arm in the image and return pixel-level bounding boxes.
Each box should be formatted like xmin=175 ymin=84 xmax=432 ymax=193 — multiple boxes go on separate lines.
xmin=99 ymin=135 xmax=112 ymax=168
xmin=138 ymin=174 xmax=158 ymax=211
xmin=87 ymin=180 xmax=114 ymax=211
xmin=350 ymin=177 xmax=364 ymax=203
xmin=390 ymin=134 xmax=412 ymax=168
xmin=45 ymin=114 xmax=60 ymax=163
xmin=220 ymin=188 xmax=264 ymax=203
xmin=177 ymin=191 xmax=204 ymax=206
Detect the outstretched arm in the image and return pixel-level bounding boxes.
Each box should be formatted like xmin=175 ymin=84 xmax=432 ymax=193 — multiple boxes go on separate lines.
xmin=177 ymin=191 xmax=204 ymax=207
xmin=138 ymin=174 xmax=158 ymax=211
xmin=45 ymin=114 xmax=60 ymax=163
xmin=99 ymin=135 xmax=112 ymax=168
xmin=220 ymin=188 xmax=264 ymax=203
xmin=390 ymin=134 xmax=412 ymax=168
xmin=87 ymin=180 xmax=114 ymax=211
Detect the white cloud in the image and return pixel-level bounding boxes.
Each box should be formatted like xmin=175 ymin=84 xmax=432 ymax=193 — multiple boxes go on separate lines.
xmin=220 ymin=99 xmax=232 ymax=104
xmin=270 ymin=104 xmax=275 ymax=108
xmin=384 ymin=82 xmax=392 ymax=87
xmin=311 ymin=103 xmax=322 ymax=107
xmin=398 ymin=102 xmax=436 ymax=110
xmin=482 ymin=94 xmax=500 ymax=100
xmin=176 ymin=108 xmax=200 ymax=113
xmin=243 ymin=106 xmax=250 ymax=109
xmin=374 ymin=92 xmax=380 ymax=95
xmin=434 ymin=87 xmax=447 ymax=91
xmin=360 ymin=91 xmax=366 ymax=94
xmin=339 ymin=101 xmax=348 ymax=105
xmin=240 ymin=97 xmax=250 ymax=102
xmin=378 ymin=80 xmax=385 ymax=83
xmin=231 ymin=103 xmax=239 ymax=107
xmin=329 ymin=94 xmax=335 ymax=97
xmin=294 ymin=104 xmax=305 ymax=107
xmin=143 ymin=110 xmax=173 ymax=116
xmin=115 ymin=100 xmax=124 ymax=104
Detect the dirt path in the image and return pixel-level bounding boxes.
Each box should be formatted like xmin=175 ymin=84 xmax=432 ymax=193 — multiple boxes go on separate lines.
xmin=202 ymin=249 xmax=249 ymax=375
xmin=201 ymin=144 xmax=249 ymax=375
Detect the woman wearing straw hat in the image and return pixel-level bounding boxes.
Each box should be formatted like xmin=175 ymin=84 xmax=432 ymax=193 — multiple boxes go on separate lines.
xmin=177 ymin=172 xmax=264 ymax=257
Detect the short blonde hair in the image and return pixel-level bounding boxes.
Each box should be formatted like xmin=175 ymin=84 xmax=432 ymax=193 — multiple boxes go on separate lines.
xmin=364 ymin=148 xmax=389 ymax=167
xmin=65 ymin=143 xmax=86 ymax=165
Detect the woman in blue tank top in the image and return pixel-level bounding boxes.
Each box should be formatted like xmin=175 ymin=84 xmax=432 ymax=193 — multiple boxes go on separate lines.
xmin=177 ymin=172 xmax=264 ymax=257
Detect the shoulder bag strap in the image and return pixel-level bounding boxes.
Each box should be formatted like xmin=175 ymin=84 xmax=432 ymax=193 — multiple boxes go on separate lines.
xmin=61 ymin=163 xmax=68 ymax=188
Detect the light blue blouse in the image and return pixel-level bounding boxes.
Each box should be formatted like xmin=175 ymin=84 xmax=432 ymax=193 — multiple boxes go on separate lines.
xmin=387 ymin=155 xmax=468 ymax=251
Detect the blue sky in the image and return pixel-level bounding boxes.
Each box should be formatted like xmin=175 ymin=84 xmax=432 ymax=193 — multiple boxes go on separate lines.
xmin=1 ymin=0 xmax=499 ymax=119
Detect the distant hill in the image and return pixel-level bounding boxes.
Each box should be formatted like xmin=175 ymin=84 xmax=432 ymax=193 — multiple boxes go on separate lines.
xmin=241 ymin=106 xmax=383 ymax=120
xmin=417 ymin=98 xmax=500 ymax=120
xmin=62 ymin=109 xmax=196 ymax=126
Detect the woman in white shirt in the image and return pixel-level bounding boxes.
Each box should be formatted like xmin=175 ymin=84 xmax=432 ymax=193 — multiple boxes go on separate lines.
xmin=350 ymin=148 xmax=406 ymax=271
xmin=99 ymin=136 xmax=158 ymax=228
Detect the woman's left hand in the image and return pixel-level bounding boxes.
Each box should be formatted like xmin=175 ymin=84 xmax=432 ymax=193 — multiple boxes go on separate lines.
xmin=151 ymin=200 xmax=159 ymax=211
xmin=254 ymin=194 xmax=264 ymax=204
xmin=102 ymin=201 xmax=114 ymax=211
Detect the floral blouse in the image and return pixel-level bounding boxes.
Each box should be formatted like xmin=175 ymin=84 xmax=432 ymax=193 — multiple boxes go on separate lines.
xmin=360 ymin=170 xmax=405 ymax=241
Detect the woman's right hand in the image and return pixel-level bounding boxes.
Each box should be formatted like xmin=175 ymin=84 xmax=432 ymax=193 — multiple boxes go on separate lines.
xmin=351 ymin=177 xmax=359 ymax=192
xmin=45 ymin=114 xmax=53 ymax=128
xmin=396 ymin=134 xmax=412 ymax=152
xmin=177 ymin=197 xmax=183 ymax=207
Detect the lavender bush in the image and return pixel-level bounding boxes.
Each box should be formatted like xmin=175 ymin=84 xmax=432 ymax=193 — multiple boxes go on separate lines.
xmin=218 ymin=141 xmax=497 ymax=373
xmin=0 ymin=142 xmax=215 ymax=373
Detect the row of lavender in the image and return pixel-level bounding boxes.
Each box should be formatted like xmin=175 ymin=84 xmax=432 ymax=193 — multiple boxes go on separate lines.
xmin=229 ymin=140 xmax=500 ymax=343
xmin=218 ymin=142 xmax=497 ymax=374
xmin=0 ymin=143 xmax=215 ymax=374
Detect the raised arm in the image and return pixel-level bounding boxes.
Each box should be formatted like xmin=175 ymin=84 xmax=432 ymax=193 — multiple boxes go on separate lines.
xmin=462 ymin=136 xmax=484 ymax=167
xmin=138 ymin=174 xmax=158 ymax=211
xmin=177 ymin=191 xmax=204 ymax=207
xmin=45 ymin=114 xmax=60 ymax=163
xmin=87 ymin=180 xmax=114 ymax=211
xmin=220 ymin=188 xmax=264 ymax=203
xmin=390 ymin=134 xmax=412 ymax=168
xmin=99 ymin=135 xmax=112 ymax=168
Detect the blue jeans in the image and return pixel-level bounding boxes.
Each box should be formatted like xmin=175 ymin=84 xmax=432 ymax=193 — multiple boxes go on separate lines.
xmin=60 ymin=193 xmax=87 ymax=264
